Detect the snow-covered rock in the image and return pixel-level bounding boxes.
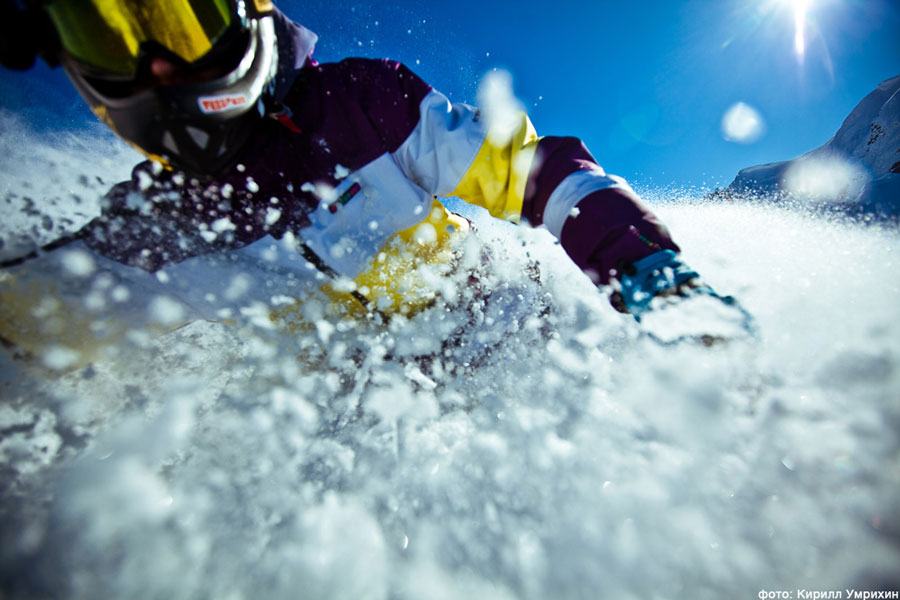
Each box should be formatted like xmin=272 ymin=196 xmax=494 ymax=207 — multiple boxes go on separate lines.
xmin=726 ymin=75 xmax=900 ymax=219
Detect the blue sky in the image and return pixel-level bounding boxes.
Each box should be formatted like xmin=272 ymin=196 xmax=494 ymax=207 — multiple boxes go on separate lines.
xmin=2 ymin=0 xmax=899 ymax=190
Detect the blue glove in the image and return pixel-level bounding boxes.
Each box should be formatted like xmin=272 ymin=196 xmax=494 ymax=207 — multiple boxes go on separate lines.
xmin=609 ymin=250 xmax=758 ymax=345
xmin=611 ymin=250 xmax=700 ymax=319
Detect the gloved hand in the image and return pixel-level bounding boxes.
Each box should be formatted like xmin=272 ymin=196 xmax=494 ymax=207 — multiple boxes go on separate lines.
xmin=609 ymin=249 xmax=757 ymax=345
xmin=609 ymin=250 xmax=700 ymax=319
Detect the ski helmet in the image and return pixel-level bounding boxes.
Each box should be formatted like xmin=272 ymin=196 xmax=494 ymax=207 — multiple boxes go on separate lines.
xmin=43 ymin=0 xmax=279 ymax=175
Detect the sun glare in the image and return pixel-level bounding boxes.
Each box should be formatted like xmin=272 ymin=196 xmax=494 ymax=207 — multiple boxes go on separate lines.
xmin=793 ymin=0 xmax=810 ymax=56
xmin=783 ymin=0 xmax=813 ymax=58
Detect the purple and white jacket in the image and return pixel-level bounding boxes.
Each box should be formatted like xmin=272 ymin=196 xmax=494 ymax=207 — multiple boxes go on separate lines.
xmin=82 ymin=10 xmax=679 ymax=317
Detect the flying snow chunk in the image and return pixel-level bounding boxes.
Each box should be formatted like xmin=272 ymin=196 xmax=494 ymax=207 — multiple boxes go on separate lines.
xmin=315 ymin=319 xmax=335 ymax=344
xmin=224 ymin=273 xmax=253 ymax=301
xmin=413 ymin=222 xmax=437 ymax=245
xmin=136 ymin=169 xmax=154 ymax=191
xmin=265 ymin=207 xmax=282 ymax=226
xmin=111 ymin=285 xmax=131 ymax=302
xmin=148 ymin=295 xmax=186 ymax=326
xmin=477 ymin=69 xmax=526 ymax=147
xmin=60 ymin=249 xmax=96 ymax=277
xmin=722 ymin=102 xmax=765 ymax=144
xmin=42 ymin=345 xmax=80 ymax=370
xmin=211 ymin=217 xmax=236 ymax=233
xmin=782 ymin=155 xmax=869 ymax=203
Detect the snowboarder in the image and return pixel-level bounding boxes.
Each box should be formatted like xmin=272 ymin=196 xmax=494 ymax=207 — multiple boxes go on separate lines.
xmin=0 ymin=0 xmax=728 ymax=329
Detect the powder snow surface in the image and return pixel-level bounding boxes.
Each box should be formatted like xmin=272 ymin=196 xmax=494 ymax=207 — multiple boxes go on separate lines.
xmin=1 ymin=117 xmax=899 ymax=600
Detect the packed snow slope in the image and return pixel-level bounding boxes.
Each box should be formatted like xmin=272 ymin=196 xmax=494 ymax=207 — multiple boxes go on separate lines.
xmin=1 ymin=111 xmax=899 ymax=600
xmin=726 ymin=74 xmax=900 ymax=220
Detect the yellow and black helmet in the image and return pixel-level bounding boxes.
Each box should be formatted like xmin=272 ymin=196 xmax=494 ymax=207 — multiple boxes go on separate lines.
xmin=9 ymin=0 xmax=280 ymax=175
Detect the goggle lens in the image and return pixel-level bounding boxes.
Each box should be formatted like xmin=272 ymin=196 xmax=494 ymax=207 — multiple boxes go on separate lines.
xmin=45 ymin=0 xmax=234 ymax=76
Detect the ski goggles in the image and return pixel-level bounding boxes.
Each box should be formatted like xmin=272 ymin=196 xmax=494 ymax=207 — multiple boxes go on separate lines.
xmin=44 ymin=0 xmax=272 ymax=77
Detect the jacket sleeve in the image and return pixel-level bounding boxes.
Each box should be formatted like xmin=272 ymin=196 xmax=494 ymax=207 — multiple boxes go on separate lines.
xmin=390 ymin=74 xmax=679 ymax=286
xmin=520 ymin=136 xmax=680 ymax=285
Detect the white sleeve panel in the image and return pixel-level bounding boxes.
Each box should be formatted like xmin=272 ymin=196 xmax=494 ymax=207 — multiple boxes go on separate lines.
xmin=542 ymin=170 xmax=632 ymax=239
xmin=391 ymin=89 xmax=488 ymax=196
xmin=299 ymin=153 xmax=434 ymax=278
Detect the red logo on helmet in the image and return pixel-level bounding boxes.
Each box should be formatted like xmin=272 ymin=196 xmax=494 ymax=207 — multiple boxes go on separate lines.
xmin=199 ymin=94 xmax=249 ymax=113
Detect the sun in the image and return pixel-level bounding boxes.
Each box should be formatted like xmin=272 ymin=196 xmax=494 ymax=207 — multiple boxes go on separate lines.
xmin=783 ymin=0 xmax=813 ymax=57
